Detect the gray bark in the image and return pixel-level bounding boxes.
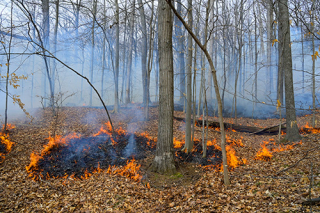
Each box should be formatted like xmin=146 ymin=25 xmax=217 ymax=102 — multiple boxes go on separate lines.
xmin=151 ymin=0 xmax=176 ymax=175
xmin=278 ymin=0 xmax=301 ymax=141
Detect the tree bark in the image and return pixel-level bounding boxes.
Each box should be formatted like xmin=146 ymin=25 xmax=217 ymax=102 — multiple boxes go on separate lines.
xmin=183 ymin=0 xmax=193 ymax=153
xmin=125 ymin=0 xmax=135 ymax=104
xmin=151 ymin=0 xmax=176 ymax=175
xmin=114 ymin=0 xmax=120 ymax=113
xmin=278 ymin=0 xmax=301 ymax=142
xmin=137 ymin=0 xmax=148 ymax=119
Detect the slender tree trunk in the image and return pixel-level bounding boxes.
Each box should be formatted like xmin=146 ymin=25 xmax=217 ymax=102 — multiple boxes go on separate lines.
xmin=101 ymin=0 xmax=107 ymax=100
xmin=137 ymin=0 xmax=148 ymax=118
xmin=311 ymin=1 xmax=316 ymax=127
xmin=278 ymin=0 xmax=301 ymax=142
xmin=89 ymin=0 xmax=97 ymax=106
xmin=4 ymin=2 xmax=13 ymax=132
xmin=146 ymin=0 xmax=155 ymax=120
xmin=52 ymin=0 xmax=59 ymax=102
xmin=183 ymin=0 xmax=193 ymax=153
xmin=267 ymin=0 xmax=273 ymax=95
xmin=125 ymin=0 xmax=135 ymax=104
xmin=120 ymin=0 xmax=127 ymax=104
xmin=152 ymin=0 xmax=176 ymax=175
xmin=114 ymin=0 xmax=120 ymax=113
xmin=176 ymin=0 xmax=185 ymax=105
xmin=254 ymin=2 xmax=258 ymax=103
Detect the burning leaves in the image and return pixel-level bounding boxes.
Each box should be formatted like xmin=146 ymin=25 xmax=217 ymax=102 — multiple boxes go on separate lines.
xmin=255 ymin=142 xmax=273 ymax=161
xmin=26 ymin=122 xmax=153 ymax=182
xmin=299 ymin=122 xmax=320 ymax=134
xmin=255 ymin=140 xmax=302 ymax=161
xmin=0 ymin=124 xmax=15 ymax=163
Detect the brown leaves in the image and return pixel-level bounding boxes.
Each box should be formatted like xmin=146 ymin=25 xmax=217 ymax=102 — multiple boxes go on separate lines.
xmin=1 ymin=107 xmax=320 ymax=212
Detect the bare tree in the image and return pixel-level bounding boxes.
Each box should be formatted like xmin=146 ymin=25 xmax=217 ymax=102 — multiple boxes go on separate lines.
xmin=166 ymin=0 xmax=230 ymax=185
xmin=151 ymin=0 xmax=176 ymax=175
xmin=278 ymin=0 xmax=301 ymax=141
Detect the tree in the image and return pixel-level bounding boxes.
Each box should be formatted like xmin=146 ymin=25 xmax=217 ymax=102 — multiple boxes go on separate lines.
xmin=137 ymin=0 xmax=149 ymax=120
xmin=125 ymin=0 xmax=135 ymax=104
xmin=175 ymin=0 xmax=185 ymax=105
xmin=114 ymin=0 xmax=120 ymax=113
xmin=151 ymin=0 xmax=176 ymax=175
xmin=166 ymin=0 xmax=230 ymax=185
xmin=278 ymin=0 xmax=301 ymax=142
xmin=183 ymin=0 xmax=193 ymax=153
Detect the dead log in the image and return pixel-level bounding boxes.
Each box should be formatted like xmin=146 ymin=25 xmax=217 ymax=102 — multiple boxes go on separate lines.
xmin=250 ymin=122 xmax=286 ymax=135
xmin=302 ymin=197 xmax=320 ymax=206
xmin=174 ymin=116 xmax=287 ymax=135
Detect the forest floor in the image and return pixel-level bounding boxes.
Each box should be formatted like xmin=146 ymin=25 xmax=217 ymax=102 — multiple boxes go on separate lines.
xmin=0 ymin=105 xmax=320 ymax=212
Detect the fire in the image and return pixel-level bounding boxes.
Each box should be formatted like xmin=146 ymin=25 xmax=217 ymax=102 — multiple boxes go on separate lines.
xmin=300 ymin=122 xmax=320 ymax=134
xmin=26 ymin=133 xmax=80 ymax=180
xmin=2 ymin=123 xmax=15 ymax=131
xmin=107 ymin=159 xmax=142 ymax=182
xmin=255 ymin=140 xmax=302 ymax=162
xmin=207 ymin=139 xmax=221 ymax=151
xmin=272 ymin=144 xmax=294 ymax=152
xmin=202 ymin=136 xmax=246 ymax=172
xmin=255 ymin=142 xmax=273 ymax=161
xmin=173 ymin=137 xmax=184 ymax=148
xmin=26 ymin=121 xmax=150 ymax=182
xmin=0 ymin=132 xmax=15 ymax=163
xmin=226 ymin=145 xmax=241 ymax=169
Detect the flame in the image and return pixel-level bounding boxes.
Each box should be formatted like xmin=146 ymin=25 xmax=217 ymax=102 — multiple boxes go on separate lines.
xmin=2 ymin=124 xmax=15 ymax=131
xmin=107 ymin=159 xmax=142 ymax=182
xmin=173 ymin=137 xmax=184 ymax=148
xmin=0 ymin=132 xmax=14 ymax=163
xmin=272 ymin=144 xmax=294 ymax=152
xmin=255 ymin=142 xmax=273 ymax=161
xmin=300 ymin=122 xmax=320 ymax=134
xmin=207 ymin=139 xmax=221 ymax=151
xmin=26 ymin=122 xmax=150 ymax=181
xmin=26 ymin=133 xmax=81 ymax=180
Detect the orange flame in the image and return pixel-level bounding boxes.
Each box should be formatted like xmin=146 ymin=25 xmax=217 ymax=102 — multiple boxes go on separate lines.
xmin=255 ymin=142 xmax=272 ymax=161
xmin=107 ymin=158 xmax=142 ymax=182
xmin=0 ymin=132 xmax=15 ymax=163
xmin=207 ymin=139 xmax=221 ymax=151
xmin=300 ymin=122 xmax=320 ymax=134
xmin=173 ymin=137 xmax=184 ymax=148
xmin=2 ymin=124 xmax=15 ymax=131
xmin=26 ymin=133 xmax=80 ymax=180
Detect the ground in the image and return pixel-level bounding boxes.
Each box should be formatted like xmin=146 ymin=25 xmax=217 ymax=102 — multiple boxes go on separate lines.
xmin=0 ymin=106 xmax=320 ymax=212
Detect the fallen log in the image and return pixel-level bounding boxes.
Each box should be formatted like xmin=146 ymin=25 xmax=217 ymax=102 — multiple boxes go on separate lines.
xmin=250 ymin=122 xmax=286 ymax=135
xmin=302 ymin=197 xmax=320 ymax=206
xmin=174 ymin=116 xmax=285 ymax=135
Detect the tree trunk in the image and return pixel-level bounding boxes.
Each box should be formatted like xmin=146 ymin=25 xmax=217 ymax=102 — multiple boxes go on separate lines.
xmin=183 ymin=0 xmax=193 ymax=153
xmin=278 ymin=0 xmax=301 ymax=142
xmin=175 ymin=0 xmax=185 ymax=105
xmin=114 ymin=0 xmax=120 ymax=113
xmin=166 ymin=0 xmax=230 ymax=185
xmin=152 ymin=0 xmax=176 ymax=175
xmin=137 ymin=0 xmax=148 ymax=119
xmin=89 ymin=0 xmax=97 ymax=106
xmin=125 ymin=0 xmax=135 ymax=104
xmin=311 ymin=1 xmax=316 ymax=128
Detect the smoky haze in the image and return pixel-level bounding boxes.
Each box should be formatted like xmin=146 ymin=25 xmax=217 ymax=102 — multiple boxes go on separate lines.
xmin=0 ymin=1 xmax=319 ymax=124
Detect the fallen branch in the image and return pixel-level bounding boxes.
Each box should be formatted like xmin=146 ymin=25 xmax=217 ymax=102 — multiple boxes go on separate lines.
xmin=250 ymin=122 xmax=286 ymax=135
xmin=276 ymin=145 xmax=320 ymax=176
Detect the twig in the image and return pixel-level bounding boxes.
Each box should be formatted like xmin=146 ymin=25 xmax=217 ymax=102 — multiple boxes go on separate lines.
xmin=276 ymin=146 xmax=320 ymax=176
